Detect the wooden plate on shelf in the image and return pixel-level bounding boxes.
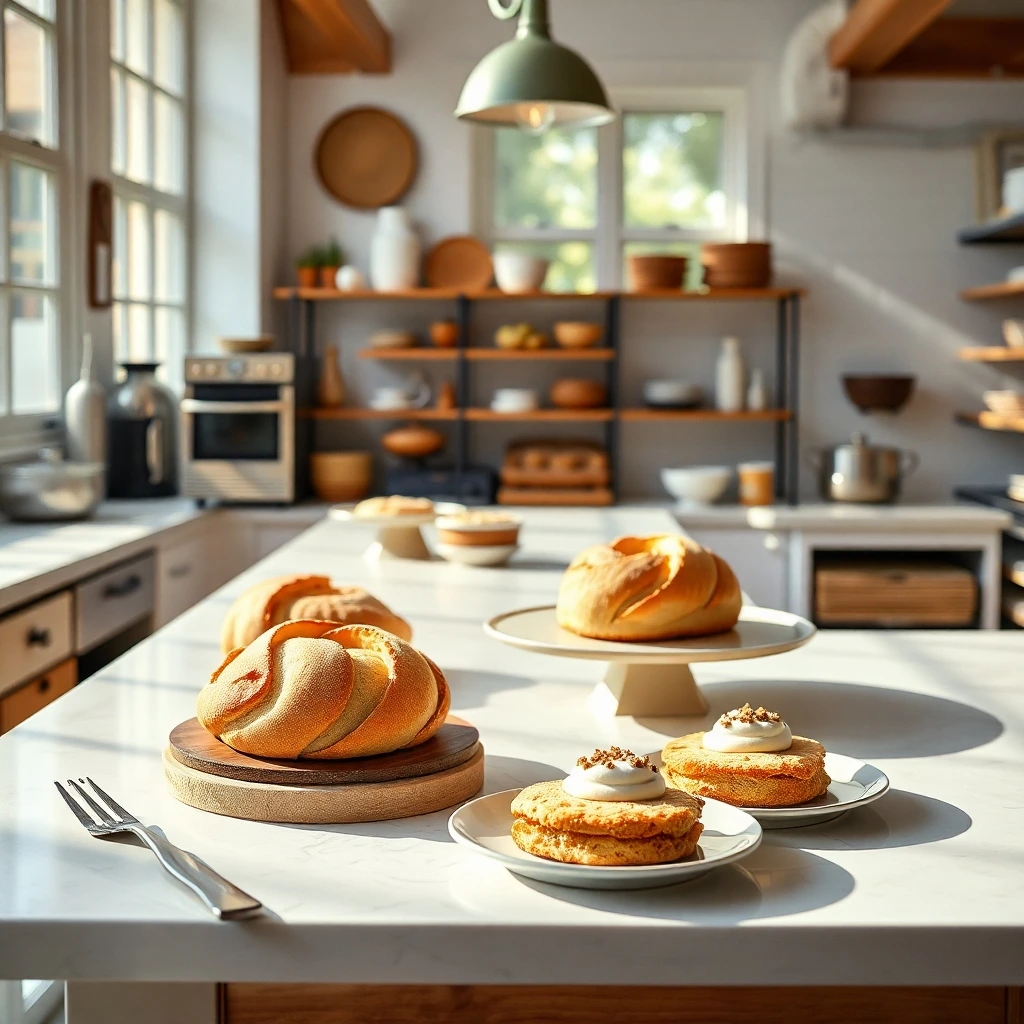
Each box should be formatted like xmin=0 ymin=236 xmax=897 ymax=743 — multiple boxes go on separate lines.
xmin=425 ymin=236 xmax=493 ymax=290
xmin=315 ymin=106 xmax=418 ymax=209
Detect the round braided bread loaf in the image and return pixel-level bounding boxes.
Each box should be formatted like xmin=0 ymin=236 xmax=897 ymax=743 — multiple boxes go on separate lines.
xmin=220 ymin=575 xmax=411 ymax=654
xmin=556 ymin=534 xmax=742 ymax=641
xmin=197 ymin=621 xmax=450 ymax=759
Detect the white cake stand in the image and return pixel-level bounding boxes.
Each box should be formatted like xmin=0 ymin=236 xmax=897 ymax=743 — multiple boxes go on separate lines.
xmin=484 ymin=605 xmax=816 ymax=717
xmin=328 ymin=502 xmax=465 ymax=560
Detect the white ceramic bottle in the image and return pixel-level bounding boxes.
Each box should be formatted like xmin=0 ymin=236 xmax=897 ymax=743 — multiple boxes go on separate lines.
xmin=64 ymin=333 xmax=107 ymax=464
xmin=716 ymin=336 xmax=747 ymax=413
xmin=747 ymin=368 xmax=767 ymax=411
xmin=370 ymin=207 xmax=421 ymax=291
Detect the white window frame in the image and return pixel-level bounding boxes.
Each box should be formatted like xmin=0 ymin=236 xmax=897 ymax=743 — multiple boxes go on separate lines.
xmin=0 ymin=0 xmax=75 ymax=456
xmin=473 ymin=84 xmax=759 ymax=292
xmin=110 ymin=0 xmax=190 ymax=386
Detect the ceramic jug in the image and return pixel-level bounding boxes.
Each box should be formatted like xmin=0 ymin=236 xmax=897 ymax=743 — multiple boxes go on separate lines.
xmin=370 ymin=208 xmax=420 ymax=291
xmin=317 ymin=344 xmax=345 ymax=407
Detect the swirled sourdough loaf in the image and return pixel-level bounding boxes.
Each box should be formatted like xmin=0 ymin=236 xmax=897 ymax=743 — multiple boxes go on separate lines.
xmin=197 ymin=621 xmax=449 ymax=759
xmin=220 ymin=575 xmax=411 ymax=654
xmin=556 ymin=534 xmax=741 ymax=641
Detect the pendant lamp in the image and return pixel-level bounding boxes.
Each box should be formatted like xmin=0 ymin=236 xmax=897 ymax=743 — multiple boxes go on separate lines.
xmin=455 ymin=0 xmax=615 ymax=134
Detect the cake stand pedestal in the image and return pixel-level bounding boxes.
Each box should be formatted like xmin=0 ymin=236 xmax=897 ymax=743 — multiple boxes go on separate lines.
xmin=328 ymin=502 xmax=465 ymax=561
xmin=484 ymin=605 xmax=817 ymax=718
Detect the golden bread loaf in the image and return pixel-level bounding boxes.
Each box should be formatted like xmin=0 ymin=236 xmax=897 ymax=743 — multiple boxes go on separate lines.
xmin=353 ymin=495 xmax=433 ymax=517
xmin=556 ymin=534 xmax=742 ymax=641
xmin=197 ymin=621 xmax=450 ymax=759
xmin=220 ymin=575 xmax=411 ymax=654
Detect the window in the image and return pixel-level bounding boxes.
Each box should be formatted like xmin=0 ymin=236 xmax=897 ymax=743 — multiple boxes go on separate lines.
xmin=476 ymin=87 xmax=753 ymax=292
xmin=0 ymin=0 xmax=63 ymax=432
xmin=110 ymin=0 xmax=187 ymax=375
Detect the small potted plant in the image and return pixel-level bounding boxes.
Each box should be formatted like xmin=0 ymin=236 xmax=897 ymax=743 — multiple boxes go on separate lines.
xmin=320 ymin=238 xmax=343 ymax=289
xmin=296 ymin=247 xmax=322 ymax=289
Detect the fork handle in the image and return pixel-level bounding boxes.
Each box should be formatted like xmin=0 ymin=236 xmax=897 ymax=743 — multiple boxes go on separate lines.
xmin=130 ymin=825 xmax=263 ymax=920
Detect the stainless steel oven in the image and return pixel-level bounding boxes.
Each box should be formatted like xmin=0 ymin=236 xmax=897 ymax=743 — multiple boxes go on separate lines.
xmin=180 ymin=354 xmax=297 ymax=503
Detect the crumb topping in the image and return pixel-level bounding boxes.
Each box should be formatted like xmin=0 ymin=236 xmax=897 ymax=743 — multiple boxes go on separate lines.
xmin=717 ymin=702 xmax=782 ymax=729
xmin=576 ymin=746 xmax=659 ymax=772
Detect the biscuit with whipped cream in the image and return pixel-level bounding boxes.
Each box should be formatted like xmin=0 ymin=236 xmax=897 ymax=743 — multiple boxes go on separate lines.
xmin=510 ymin=747 xmax=704 ymax=866
xmin=662 ymin=703 xmax=830 ymax=808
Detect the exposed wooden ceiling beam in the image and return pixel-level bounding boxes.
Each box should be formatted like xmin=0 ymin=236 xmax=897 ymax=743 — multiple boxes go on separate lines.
xmin=875 ymin=18 xmax=1024 ymax=77
xmin=278 ymin=0 xmax=391 ymax=75
xmin=829 ymin=0 xmax=955 ymax=74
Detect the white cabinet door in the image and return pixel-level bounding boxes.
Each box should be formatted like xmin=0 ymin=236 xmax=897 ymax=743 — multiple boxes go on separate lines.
xmin=156 ymin=535 xmax=212 ymax=628
xmin=252 ymin=524 xmax=307 ymax=560
xmin=686 ymin=527 xmax=790 ymax=610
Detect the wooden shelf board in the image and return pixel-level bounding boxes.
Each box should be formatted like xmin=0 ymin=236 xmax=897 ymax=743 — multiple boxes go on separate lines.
xmin=620 ymin=408 xmax=792 ymax=422
xmin=464 ymin=348 xmax=614 ymax=361
xmin=960 ymin=280 xmax=1024 ymax=302
xmin=955 ymin=410 xmax=1024 ymax=433
xmin=957 ymin=347 xmax=1024 ymax=363
xmin=300 ymin=408 xmax=459 ymax=421
xmin=273 ymin=287 xmax=461 ymax=301
xmin=470 ymin=289 xmax=618 ymax=301
xmin=465 ymin=409 xmax=615 ymax=422
xmin=357 ymin=348 xmax=458 ymax=360
xmin=623 ymin=286 xmax=806 ymax=301
xmin=273 ymin=286 xmax=805 ymax=302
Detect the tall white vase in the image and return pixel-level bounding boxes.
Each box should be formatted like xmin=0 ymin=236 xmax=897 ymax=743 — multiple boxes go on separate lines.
xmin=715 ymin=336 xmax=747 ymax=413
xmin=370 ymin=207 xmax=420 ymax=291
xmin=64 ymin=333 xmax=107 ymax=465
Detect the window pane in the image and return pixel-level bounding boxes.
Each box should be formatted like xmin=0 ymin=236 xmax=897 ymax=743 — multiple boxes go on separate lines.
xmin=126 ymin=302 xmax=152 ymax=361
xmin=10 ymin=162 xmax=54 ymax=285
xmin=622 ymin=241 xmax=704 ymax=291
xmin=17 ymin=1 xmax=56 ymax=20
xmin=110 ymin=0 xmax=125 ymax=61
xmin=12 ymin=290 xmax=58 ymax=414
xmin=154 ymin=209 xmax=184 ymax=303
xmin=112 ymin=196 xmax=127 ymax=297
xmin=494 ymin=241 xmax=595 ymax=294
xmin=494 ymin=126 xmax=597 ymax=230
xmin=154 ymin=305 xmax=183 ymax=365
xmin=125 ymin=76 xmax=152 ymax=184
xmin=154 ymin=93 xmax=184 ymax=194
xmin=126 ymin=200 xmax=151 ymax=300
xmin=111 ymin=68 xmax=126 ymax=176
xmin=154 ymin=0 xmax=184 ymax=95
xmin=623 ymin=112 xmax=725 ymax=230
xmin=112 ymin=301 xmax=125 ymax=361
xmin=125 ymin=0 xmax=150 ymax=76
xmin=4 ymin=9 xmax=53 ymax=147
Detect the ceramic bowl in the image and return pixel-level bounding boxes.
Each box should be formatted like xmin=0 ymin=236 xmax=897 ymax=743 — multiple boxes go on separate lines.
xmin=435 ymin=542 xmax=518 ymax=567
xmin=435 ymin=512 xmax=523 ymax=548
xmin=627 ymin=255 xmax=687 ymax=292
xmin=643 ymin=379 xmax=702 ymax=408
xmin=491 ymin=388 xmax=538 ymax=413
xmin=219 ymin=335 xmax=274 ymax=354
xmin=381 ymin=424 xmax=445 ymax=459
xmin=841 ymin=375 xmax=916 ymax=413
xmin=310 ymin=451 xmax=372 ymax=503
xmin=983 ymin=390 xmax=1024 ymax=415
xmin=430 ymin=321 xmax=459 ymax=348
xmin=660 ymin=465 xmax=732 ymax=506
xmin=369 ymin=330 xmax=418 ymax=350
xmin=1003 ymin=320 xmax=1024 ymax=349
xmin=549 ymin=378 xmax=607 ymax=410
xmin=553 ymin=322 xmax=603 ymax=349
xmin=494 ymin=252 xmax=549 ymax=294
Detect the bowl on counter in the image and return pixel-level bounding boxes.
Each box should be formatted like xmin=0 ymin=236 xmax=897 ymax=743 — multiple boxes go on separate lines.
xmin=983 ymin=390 xmax=1024 ymax=415
xmin=841 ymin=375 xmax=916 ymax=414
xmin=493 ymin=252 xmax=549 ymax=294
xmin=310 ymin=451 xmax=372 ymax=503
xmin=643 ymin=379 xmax=702 ymax=408
xmin=660 ymin=465 xmax=732 ymax=507
xmin=553 ymin=322 xmax=603 ymax=349
xmin=0 ymin=453 xmax=104 ymax=521
xmin=549 ymin=378 xmax=607 ymax=410
xmin=434 ymin=511 xmax=523 ymax=566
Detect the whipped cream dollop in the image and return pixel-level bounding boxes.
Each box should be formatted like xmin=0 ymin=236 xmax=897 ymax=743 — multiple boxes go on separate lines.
xmin=562 ymin=746 xmax=666 ymax=802
xmin=702 ymin=703 xmax=793 ymax=753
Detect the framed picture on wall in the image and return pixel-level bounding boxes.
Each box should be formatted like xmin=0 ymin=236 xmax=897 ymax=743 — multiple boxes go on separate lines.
xmin=975 ymin=129 xmax=1024 ymax=222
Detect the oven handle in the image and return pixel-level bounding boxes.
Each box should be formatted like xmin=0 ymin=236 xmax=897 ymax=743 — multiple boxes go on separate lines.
xmin=180 ymin=399 xmax=288 ymax=414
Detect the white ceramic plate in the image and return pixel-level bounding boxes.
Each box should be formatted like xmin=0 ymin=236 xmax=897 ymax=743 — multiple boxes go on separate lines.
xmin=328 ymin=501 xmax=465 ymax=527
xmin=435 ymin=542 xmax=518 ymax=567
xmin=448 ymin=789 xmax=761 ymax=890
xmin=484 ymin=604 xmax=816 ymax=665
xmin=743 ymin=752 xmax=889 ymax=829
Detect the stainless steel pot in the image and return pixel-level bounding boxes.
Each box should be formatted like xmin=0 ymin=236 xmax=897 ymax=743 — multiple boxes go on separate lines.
xmin=807 ymin=432 xmax=918 ymax=503
xmin=0 ymin=450 xmax=104 ymax=521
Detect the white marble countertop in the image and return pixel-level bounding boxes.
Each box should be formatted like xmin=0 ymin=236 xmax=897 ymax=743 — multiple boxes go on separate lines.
xmin=0 ymin=506 xmax=1021 ymax=986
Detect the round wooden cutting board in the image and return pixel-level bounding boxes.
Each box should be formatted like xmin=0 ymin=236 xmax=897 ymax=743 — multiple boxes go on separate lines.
xmin=168 ymin=717 xmax=480 ymax=786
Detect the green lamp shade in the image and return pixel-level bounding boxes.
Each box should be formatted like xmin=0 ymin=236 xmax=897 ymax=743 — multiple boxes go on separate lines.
xmin=455 ymin=33 xmax=615 ymax=130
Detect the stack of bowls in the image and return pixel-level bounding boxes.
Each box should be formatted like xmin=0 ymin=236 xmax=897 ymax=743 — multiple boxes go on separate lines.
xmin=643 ymin=379 xmax=702 ymax=409
xmin=310 ymin=451 xmax=372 ymax=502
xmin=627 ymin=255 xmax=688 ymax=292
xmin=701 ymin=243 xmax=772 ymax=288
xmin=434 ymin=511 xmax=523 ymax=566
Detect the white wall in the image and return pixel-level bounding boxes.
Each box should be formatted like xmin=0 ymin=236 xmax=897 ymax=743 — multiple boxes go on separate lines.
xmin=278 ymin=0 xmax=1024 ymax=501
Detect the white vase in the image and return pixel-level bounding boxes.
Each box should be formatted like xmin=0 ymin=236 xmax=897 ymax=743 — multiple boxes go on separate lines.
xmin=715 ymin=336 xmax=747 ymax=413
xmin=370 ymin=207 xmax=420 ymax=291
xmin=747 ymin=368 xmax=768 ymax=411
xmin=64 ymin=333 xmax=107 ymax=465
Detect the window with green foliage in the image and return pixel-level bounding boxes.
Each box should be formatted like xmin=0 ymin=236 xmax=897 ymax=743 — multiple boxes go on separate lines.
xmin=477 ymin=88 xmax=750 ymax=293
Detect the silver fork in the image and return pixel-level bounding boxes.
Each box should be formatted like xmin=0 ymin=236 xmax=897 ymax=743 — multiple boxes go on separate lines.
xmin=55 ymin=777 xmax=263 ymax=920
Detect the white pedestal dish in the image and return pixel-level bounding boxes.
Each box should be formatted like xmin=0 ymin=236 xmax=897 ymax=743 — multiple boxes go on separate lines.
xmin=328 ymin=502 xmax=465 ymax=560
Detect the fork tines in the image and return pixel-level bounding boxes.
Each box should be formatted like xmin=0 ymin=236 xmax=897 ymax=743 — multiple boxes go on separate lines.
xmin=54 ymin=778 xmax=137 ymax=830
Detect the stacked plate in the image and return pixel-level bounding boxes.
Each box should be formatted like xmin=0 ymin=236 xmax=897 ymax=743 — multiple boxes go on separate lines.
xmin=643 ymin=379 xmax=702 ymax=409
xmin=701 ymin=242 xmax=772 ymax=288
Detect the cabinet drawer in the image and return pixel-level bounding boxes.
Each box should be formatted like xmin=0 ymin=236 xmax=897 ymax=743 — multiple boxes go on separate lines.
xmin=0 ymin=658 xmax=77 ymax=733
xmin=0 ymin=591 xmax=73 ymax=696
xmin=157 ymin=535 xmax=211 ymax=627
xmin=75 ymin=553 xmax=156 ymax=652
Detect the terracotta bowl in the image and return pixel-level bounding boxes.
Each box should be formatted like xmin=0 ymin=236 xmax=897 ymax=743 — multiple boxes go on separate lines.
xmin=381 ymin=423 xmax=446 ymax=460
xmin=627 ymin=255 xmax=688 ymax=292
xmin=430 ymin=321 xmax=460 ymax=348
xmin=550 ymin=378 xmax=608 ymax=410
xmin=310 ymin=451 xmax=372 ymax=503
xmin=842 ymin=375 xmax=916 ymax=414
xmin=553 ymin=322 xmax=603 ymax=349
xmin=701 ymin=242 xmax=772 ymax=288
xmin=435 ymin=512 xmax=522 ymax=550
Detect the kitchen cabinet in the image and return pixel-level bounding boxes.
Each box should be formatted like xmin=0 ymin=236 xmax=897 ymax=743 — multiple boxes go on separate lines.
xmin=686 ymin=526 xmax=788 ymax=609
xmin=0 ymin=658 xmax=76 ymax=734
xmin=75 ymin=553 xmax=156 ymax=653
xmin=0 ymin=591 xmax=73 ymax=699
xmin=251 ymin=524 xmax=307 ymax=560
xmin=156 ymin=534 xmax=213 ymax=628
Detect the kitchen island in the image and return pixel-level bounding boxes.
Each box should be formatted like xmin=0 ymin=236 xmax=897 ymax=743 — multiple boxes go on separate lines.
xmin=0 ymin=507 xmax=1021 ymax=1023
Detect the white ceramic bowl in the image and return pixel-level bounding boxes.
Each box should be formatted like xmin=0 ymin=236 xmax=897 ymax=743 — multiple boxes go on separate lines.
xmin=983 ymin=390 xmax=1024 ymax=415
xmin=660 ymin=465 xmax=732 ymax=505
xmin=435 ymin=542 xmax=518 ymax=567
xmin=1003 ymin=320 xmax=1024 ymax=349
xmin=643 ymin=379 xmax=703 ymax=407
xmin=491 ymin=387 xmax=538 ymax=413
xmin=493 ymin=252 xmax=549 ymax=294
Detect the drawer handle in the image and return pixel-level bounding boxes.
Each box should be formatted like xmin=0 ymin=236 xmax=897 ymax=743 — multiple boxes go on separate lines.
xmin=168 ymin=564 xmax=192 ymax=579
xmin=27 ymin=626 xmax=52 ymax=647
xmin=37 ymin=677 xmax=50 ymax=694
xmin=103 ymin=574 xmax=143 ymax=599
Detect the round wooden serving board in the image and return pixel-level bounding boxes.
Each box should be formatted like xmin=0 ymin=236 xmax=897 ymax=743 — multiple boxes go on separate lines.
xmin=168 ymin=717 xmax=480 ymax=786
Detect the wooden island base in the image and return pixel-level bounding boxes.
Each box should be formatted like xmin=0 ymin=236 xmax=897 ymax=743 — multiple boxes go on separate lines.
xmin=224 ymin=984 xmax=1021 ymax=1024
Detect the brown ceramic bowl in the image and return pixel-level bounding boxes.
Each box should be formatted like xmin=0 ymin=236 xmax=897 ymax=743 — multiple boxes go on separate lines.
xmin=841 ymin=375 xmax=916 ymax=413
xmin=430 ymin=320 xmax=460 ymax=348
xmin=701 ymin=242 xmax=772 ymax=288
xmin=435 ymin=512 xmax=522 ymax=547
xmin=381 ymin=424 xmax=445 ymax=459
xmin=310 ymin=451 xmax=372 ymax=502
xmin=627 ymin=255 xmax=688 ymax=292
xmin=553 ymin=322 xmax=603 ymax=349
xmin=549 ymin=378 xmax=608 ymax=410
